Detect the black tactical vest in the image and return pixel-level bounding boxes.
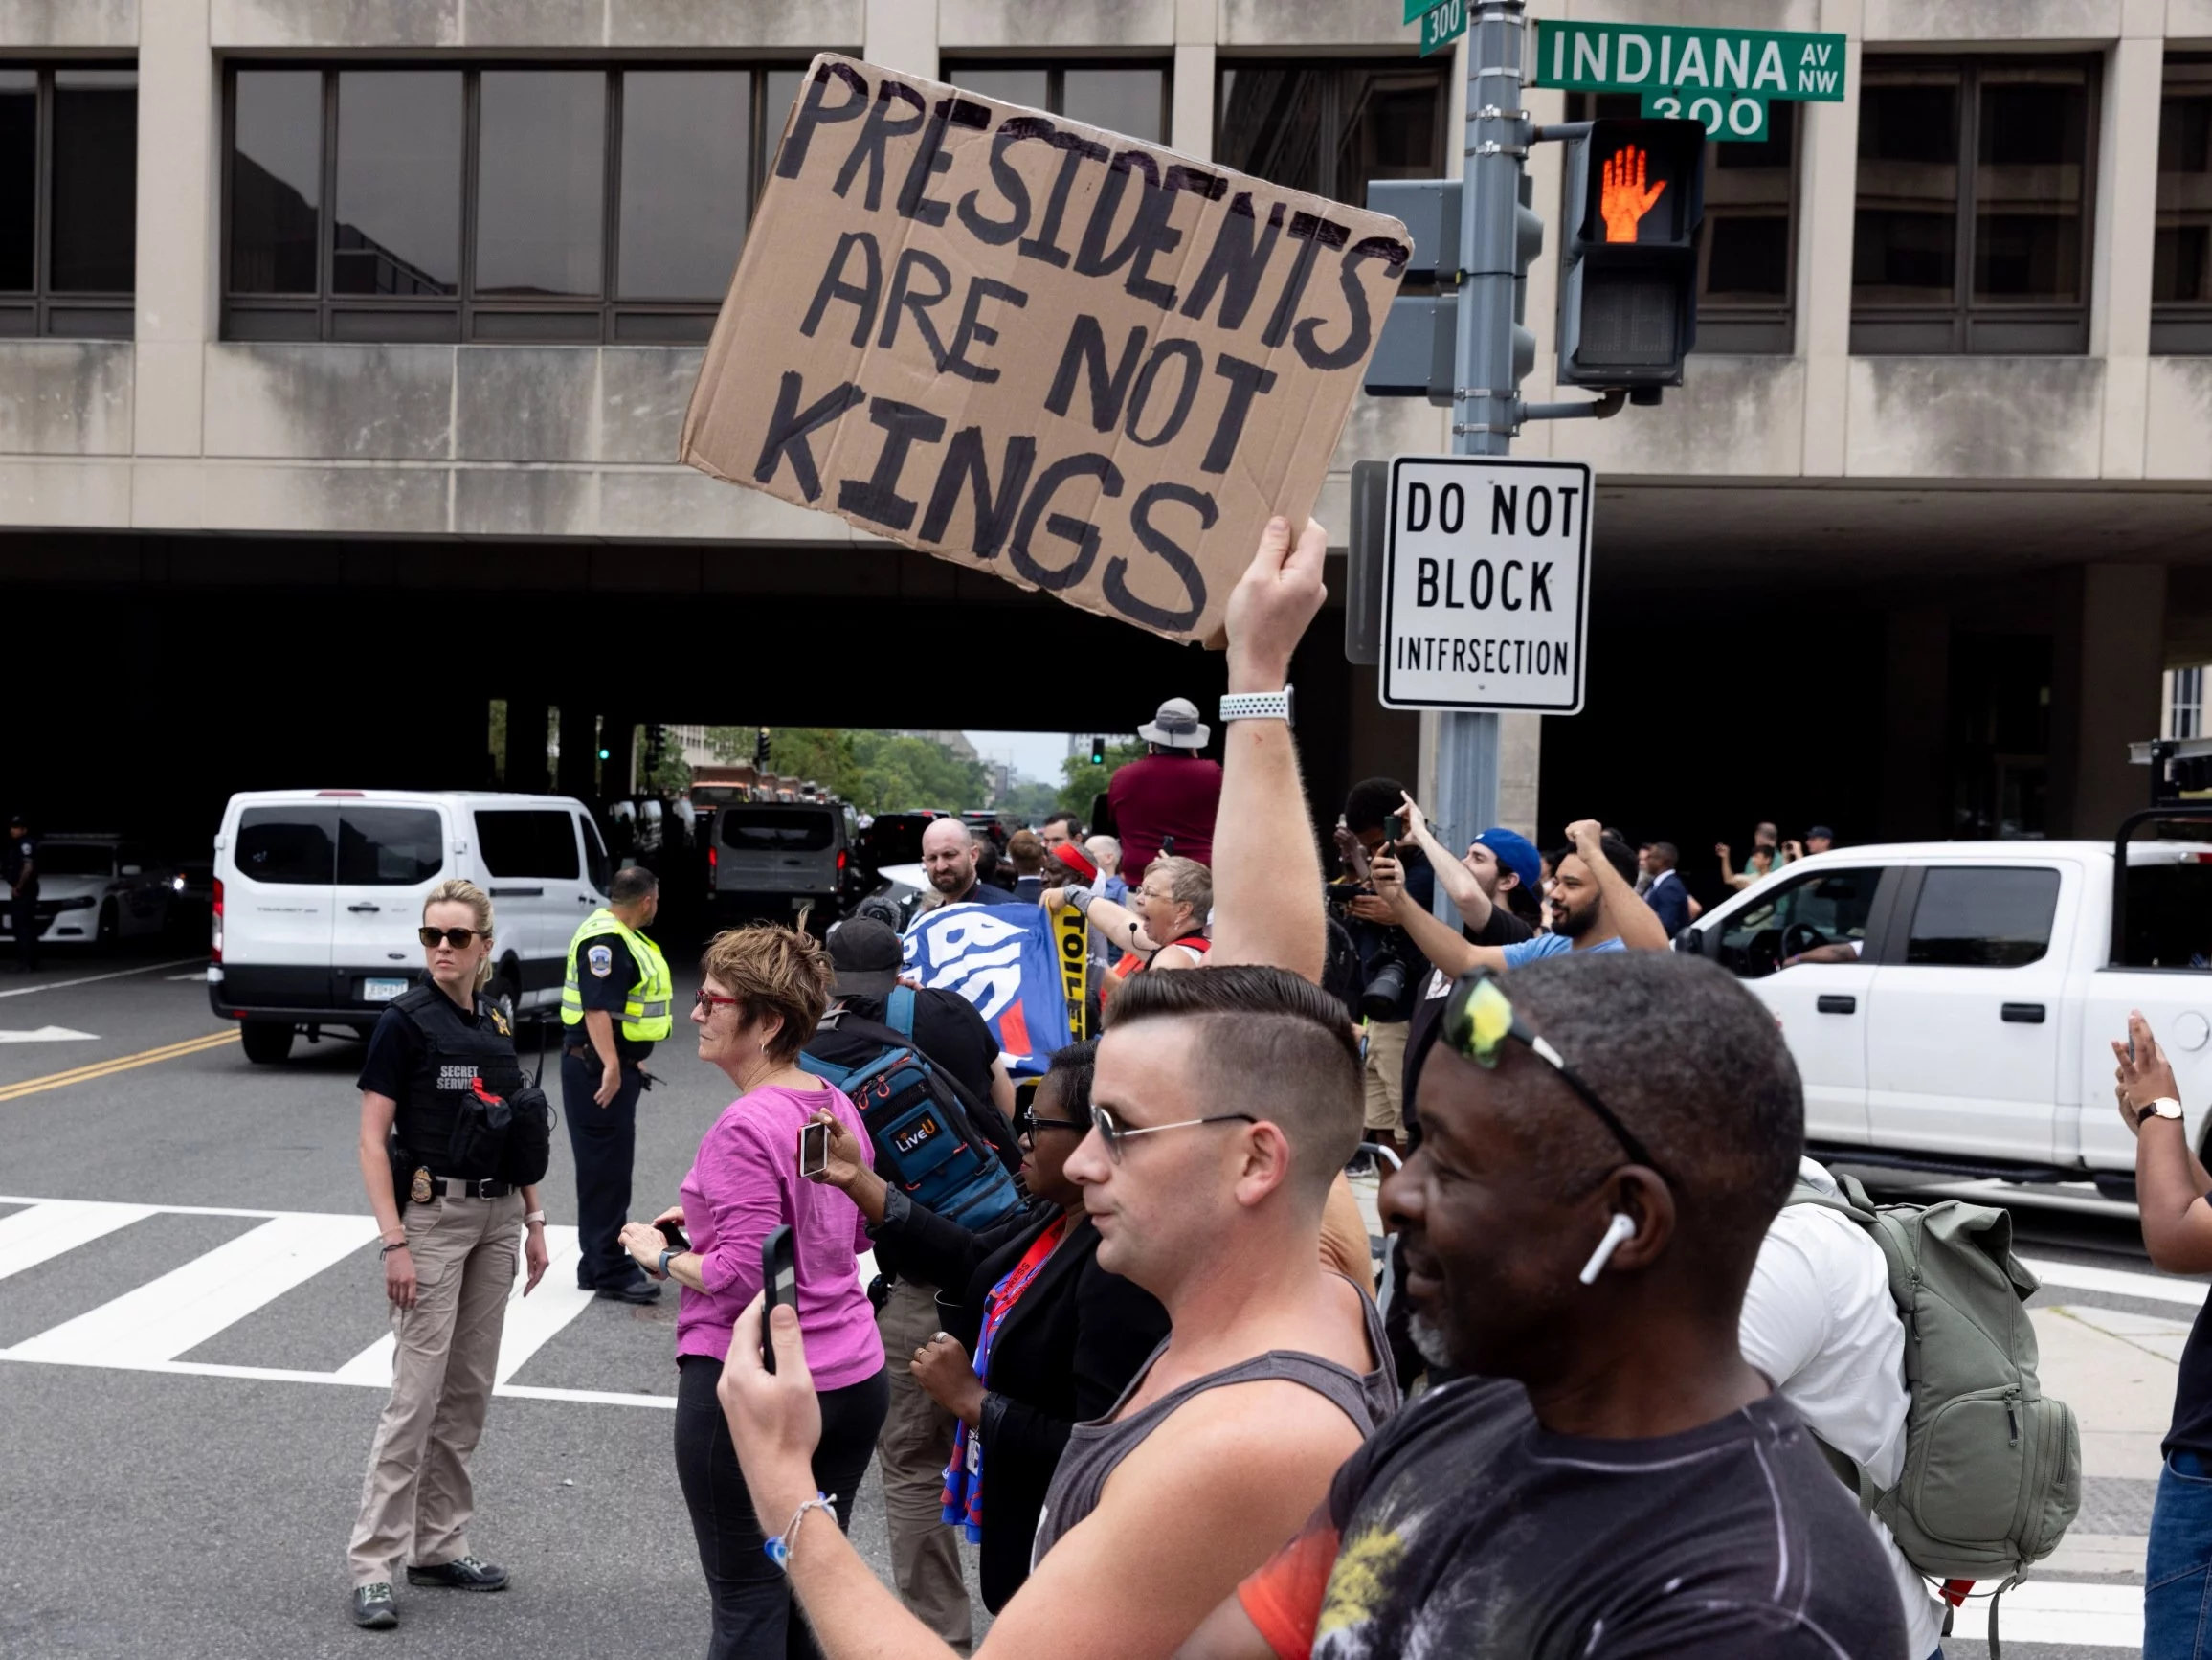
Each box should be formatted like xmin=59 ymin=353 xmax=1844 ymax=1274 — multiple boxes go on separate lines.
xmin=390 ymin=985 xmax=525 ymax=1179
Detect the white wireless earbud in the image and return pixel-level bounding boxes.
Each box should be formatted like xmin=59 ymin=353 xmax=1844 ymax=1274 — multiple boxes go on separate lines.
xmin=1577 ymin=1212 xmax=1638 ymax=1286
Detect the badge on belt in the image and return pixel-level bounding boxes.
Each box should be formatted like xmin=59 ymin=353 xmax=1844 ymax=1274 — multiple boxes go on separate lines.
xmin=410 ymin=1166 xmax=433 ymax=1205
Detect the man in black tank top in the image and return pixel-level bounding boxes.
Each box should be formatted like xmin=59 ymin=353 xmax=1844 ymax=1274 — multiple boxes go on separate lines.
xmin=720 ymin=520 xmax=1400 ymax=1660
xmin=1180 ymin=953 xmax=1908 ymax=1660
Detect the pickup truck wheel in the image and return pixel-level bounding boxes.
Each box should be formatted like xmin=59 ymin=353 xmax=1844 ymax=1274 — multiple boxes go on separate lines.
xmin=240 ymin=1021 xmax=295 ymax=1065
xmin=490 ymin=972 xmax=521 ymax=1033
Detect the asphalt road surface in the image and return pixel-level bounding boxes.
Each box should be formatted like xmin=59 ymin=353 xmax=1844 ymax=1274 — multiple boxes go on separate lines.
xmin=0 ymin=946 xmax=2189 ymax=1658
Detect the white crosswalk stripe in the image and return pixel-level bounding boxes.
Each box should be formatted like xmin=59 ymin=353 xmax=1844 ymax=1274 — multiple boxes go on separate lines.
xmin=0 ymin=1194 xmax=656 ymax=1408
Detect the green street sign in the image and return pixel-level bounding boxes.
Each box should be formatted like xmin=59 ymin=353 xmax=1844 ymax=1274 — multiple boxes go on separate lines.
xmin=1642 ymin=87 xmax=1768 ymax=142
xmin=1419 ymin=0 xmax=1466 ymax=56
xmin=1402 ymin=0 xmax=1448 ymax=23
xmin=1534 ymin=20 xmax=1846 ymax=101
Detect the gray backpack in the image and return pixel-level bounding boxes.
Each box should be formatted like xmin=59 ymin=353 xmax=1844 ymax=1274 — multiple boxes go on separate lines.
xmin=1788 ymin=1170 xmax=2080 ymax=1600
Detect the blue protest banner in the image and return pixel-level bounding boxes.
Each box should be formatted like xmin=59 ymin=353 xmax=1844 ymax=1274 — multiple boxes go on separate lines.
xmin=903 ymin=903 xmax=1073 ymax=1077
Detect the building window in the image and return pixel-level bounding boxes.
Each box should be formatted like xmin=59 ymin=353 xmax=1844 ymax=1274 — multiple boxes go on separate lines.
xmin=1851 ymin=59 xmax=2096 ymax=355
xmin=1215 ymin=62 xmax=1446 ymax=209
xmin=2172 ymin=666 xmax=2205 ymax=740
xmin=1569 ymin=95 xmax=1799 ymax=354
xmin=2154 ymin=57 xmax=2212 ymax=356
xmin=940 ymin=62 xmax=1169 ymax=143
xmin=0 ymin=65 xmax=136 ymax=339
xmin=223 ymin=64 xmax=805 ymax=344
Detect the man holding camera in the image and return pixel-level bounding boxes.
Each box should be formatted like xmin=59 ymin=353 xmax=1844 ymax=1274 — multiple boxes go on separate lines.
xmin=1333 ymin=778 xmax=1433 ymax=1163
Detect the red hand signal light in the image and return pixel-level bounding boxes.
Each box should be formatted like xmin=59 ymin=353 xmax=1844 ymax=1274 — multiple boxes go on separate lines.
xmin=1599 ymin=145 xmax=1667 ymax=244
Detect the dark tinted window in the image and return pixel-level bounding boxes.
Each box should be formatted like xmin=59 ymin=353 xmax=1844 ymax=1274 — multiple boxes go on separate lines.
xmin=1217 ymin=62 xmax=1444 ymax=206
xmin=231 ymin=70 xmax=322 ymax=294
xmin=1906 ymin=867 xmax=2060 ymax=967
xmin=477 ymin=70 xmax=603 ymax=297
xmin=0 ymin=71 xmax=32 ymax=291
xmin=578 ymin=811 xmax=611 ymax=894
xmin=2155 ymin=59 xmax=2212 ymax=319
xmin=2118 ymin=856 xmax=2212 ymax=969
xmin=339 ymin=807 xmax=444 ymax=886
xmin=48 ymin=70 xmax=136 ymax=293
xmin=1718 ymin=867 xmax=1885 ymax=979
xmin=333 ymin=71 xmax=461 ymax=296
xmin=236 ymin=805 xmax=338 ymax=885
xmin=942 ymin=64 xmax=1167 ymax=143
xmin=618 ymin=71 xmax=748 ymax=299
xmin=474 ymin=809 xmax=580 ymax=879
xmin=37 ymin=843 xmax=118 ymax=877
xmin=721 ymin=808 xmax=835 ymax=852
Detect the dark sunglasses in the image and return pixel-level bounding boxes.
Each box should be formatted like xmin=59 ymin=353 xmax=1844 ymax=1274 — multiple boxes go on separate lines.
xmin=1088 ymin=1101 xmax=1257 ymax=1163
xmin=418 ymin=926 xmax=483 ymax=948
xmin=1440 ymin=971 xmax=1665 ymax=1178
xmin=1016 ymin=1105 xmax=1087 ymax=1142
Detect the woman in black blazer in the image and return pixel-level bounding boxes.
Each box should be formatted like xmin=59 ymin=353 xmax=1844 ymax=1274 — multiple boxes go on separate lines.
xmin=806 ymin=1040 xmax=1169 ymax=1610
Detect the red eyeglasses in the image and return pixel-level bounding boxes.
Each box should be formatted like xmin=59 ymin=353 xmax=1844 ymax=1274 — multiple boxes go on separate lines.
xmin=695 ymin=989 xmax=741 ymax=1014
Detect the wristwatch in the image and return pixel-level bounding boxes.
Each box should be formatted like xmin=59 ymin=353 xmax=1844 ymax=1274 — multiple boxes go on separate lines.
xmin=1220 ymin=686 xmax=1294 ymax=729
xmin=658 ymin=1247 xmax=679 ymax=1280
xmin=2137 ymin=1096 xmax=2185 ymax=1127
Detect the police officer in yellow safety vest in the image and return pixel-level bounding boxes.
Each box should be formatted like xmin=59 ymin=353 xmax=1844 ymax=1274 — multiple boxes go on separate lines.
xmin=561 ymin=864 xmax=673 ymax=1302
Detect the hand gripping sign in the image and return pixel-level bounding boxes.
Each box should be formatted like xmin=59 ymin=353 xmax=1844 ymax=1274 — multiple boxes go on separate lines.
xmin=681 ymin=55 xmax=1412 ymax=645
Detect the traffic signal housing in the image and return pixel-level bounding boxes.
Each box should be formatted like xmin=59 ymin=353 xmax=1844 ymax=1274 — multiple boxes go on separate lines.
xmin=1556 ymin=119 xmax=1705 ymax=390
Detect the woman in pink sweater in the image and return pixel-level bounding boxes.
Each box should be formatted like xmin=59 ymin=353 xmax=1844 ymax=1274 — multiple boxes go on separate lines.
xmin=619 ymin=924 xmax=885 ymax=1660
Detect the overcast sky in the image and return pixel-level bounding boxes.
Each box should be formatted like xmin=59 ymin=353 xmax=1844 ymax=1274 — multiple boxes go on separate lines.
xmin=965 ymin=730 xmax=1079 ymax=786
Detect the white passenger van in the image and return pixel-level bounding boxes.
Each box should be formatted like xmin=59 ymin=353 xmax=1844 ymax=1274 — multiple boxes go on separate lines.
xmin=209 ymin=789 xmax=612 ymax=1063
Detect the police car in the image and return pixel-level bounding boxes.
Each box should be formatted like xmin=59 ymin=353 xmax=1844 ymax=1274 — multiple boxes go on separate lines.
xmin=0 ymin=835 xmax=174 ymax=947
xmin=210 ymin=789 xmax=609 ymax=1064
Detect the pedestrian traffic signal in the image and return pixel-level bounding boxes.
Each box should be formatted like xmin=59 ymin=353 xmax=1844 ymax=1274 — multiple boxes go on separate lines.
xmin=1556 ymin=119 xmax=1704 ymax=390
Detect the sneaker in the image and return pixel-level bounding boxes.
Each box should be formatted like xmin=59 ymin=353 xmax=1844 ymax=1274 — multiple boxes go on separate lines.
xmin=350 ymin=1583 xmax=398 ymax=1628
xmin=595 ymin=1278 xmax=661 ymax=1305
xmin=406 ymin=1555 xmax=509 ymax=1592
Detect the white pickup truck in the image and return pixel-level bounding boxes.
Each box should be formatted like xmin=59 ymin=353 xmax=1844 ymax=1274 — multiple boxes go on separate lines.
xmin=1674 ymin=819 xmax=2212 ymax=1194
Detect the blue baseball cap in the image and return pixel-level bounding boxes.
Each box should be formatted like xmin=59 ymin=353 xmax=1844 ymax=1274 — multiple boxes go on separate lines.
xmin=1472 ymin=828 xmax=1542 ymax=895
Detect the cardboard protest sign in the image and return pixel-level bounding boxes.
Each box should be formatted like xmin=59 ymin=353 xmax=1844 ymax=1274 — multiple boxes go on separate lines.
xmin=681 ymin=54 xmax=1411 ymax=645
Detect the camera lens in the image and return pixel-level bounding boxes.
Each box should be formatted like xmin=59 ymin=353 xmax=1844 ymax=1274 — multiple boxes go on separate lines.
xmin=1360 ymin=958 xmax=1410 ymax=1021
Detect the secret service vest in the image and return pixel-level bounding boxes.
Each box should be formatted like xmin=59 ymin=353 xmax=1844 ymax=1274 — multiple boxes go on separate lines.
xmin=390 ymin=984 xmax=525 ymax=1178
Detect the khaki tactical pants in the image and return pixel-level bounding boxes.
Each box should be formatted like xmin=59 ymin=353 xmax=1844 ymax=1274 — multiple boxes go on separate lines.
xmin=1362 ymin=1018 xmax=1410 ymax=1136
xmin=347 ymin=1191 xmax=523 ymax=1587
xmin=876 ymin=1276 xmax=975 ymax=1651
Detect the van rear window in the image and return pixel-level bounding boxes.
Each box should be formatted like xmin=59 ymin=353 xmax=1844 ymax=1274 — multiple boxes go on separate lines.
xmin=2120 ymin=857 xmax=2212 ymax=969
xmin=236 ymin=806 xmax=338 ymax=885
xmin=720 ymin=809 xmax=834 ymax=852
xmin=340 ymin=808 xmax=444 ymax=886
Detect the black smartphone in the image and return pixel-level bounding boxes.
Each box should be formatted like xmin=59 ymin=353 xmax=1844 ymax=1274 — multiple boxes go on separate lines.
xmin=760 ymin=1224 xmax=796 ymax=1374
xmin=798 ymin=1119 xmax=831 ymax=1179
xmin=1384 ymin=812 xmax=1405 ymax=843
xmin=657 ymin=1218 xmax=690 ymax=1253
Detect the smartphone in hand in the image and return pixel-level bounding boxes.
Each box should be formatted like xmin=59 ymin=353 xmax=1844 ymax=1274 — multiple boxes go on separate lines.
xmin=1383 ymin=812 xmax=1405 ymax=844
xmin=657 ymin=1219 xmax=690 ymax=1253
xmin=798 ymin=1119 xmax=831 ymax=1179
xmin=760 ymin=1224 xmax=796 ymax=1374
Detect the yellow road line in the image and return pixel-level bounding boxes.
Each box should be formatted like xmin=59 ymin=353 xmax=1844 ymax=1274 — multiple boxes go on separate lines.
xmin=0 ymin=1029 xmax=239 ymax=1101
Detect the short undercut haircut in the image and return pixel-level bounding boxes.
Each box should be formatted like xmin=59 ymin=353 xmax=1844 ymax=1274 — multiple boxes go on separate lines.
xmin=1104 ymin=965 xmax=1363 ymax=1195
xmin=1495 ymin=953 xmax=1802 ymax=1278
xmin=611 ymin=865 xmax=659 ymax=905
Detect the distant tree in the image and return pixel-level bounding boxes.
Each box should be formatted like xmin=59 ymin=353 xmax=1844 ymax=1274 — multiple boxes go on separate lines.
xmin=1058 ymin=740 xmax=1147 ymax=819
xmin=995 ymin=779 xmax=1061 ymax=825
xmin=699 ymin=727 xmax=987 ymax=817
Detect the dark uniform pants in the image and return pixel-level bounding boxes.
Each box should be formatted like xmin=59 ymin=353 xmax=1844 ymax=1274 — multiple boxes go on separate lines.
xmin=9 ymin=895 xmax=36 ymax=970
xmin=562 ymin=1048 xmax=645 ymax=1290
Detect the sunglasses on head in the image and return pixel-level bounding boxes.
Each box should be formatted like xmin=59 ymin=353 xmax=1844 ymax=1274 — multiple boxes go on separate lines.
xmin=1440 ymin=971 xmax=1665 ymax=1178
xmin=418 ymin=926 xmax=483 ymax=948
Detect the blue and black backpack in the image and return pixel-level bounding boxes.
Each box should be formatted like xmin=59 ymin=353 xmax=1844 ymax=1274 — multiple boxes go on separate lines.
xmin=800 ymin=987 xmax=1026 ymax=1233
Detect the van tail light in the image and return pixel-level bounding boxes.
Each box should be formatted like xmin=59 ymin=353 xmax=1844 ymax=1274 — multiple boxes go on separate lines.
xmin=708 ymin=846 xmax=717 ymax=875
xmin=212 ymin=877 xmax=224 ymax=963
xmin=837 ymin=849 xmax=847 ymax=872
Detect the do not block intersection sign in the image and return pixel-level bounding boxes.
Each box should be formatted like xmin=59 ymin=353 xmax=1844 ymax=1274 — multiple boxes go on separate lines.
xmin=1381 ymin=456 xmax=1593 ymax=714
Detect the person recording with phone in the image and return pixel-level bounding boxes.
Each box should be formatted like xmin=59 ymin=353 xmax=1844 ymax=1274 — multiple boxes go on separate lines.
xmin=805 ymin=1040 xmax=1172 ymax=1612
xmin=1330 ymin=778 xmax=1435 ymax=1164
xmin=616 ymin=924 xmax=886 ymax=1660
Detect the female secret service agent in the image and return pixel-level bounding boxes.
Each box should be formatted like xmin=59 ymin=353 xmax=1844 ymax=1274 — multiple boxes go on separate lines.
xmin=346 ymin=878 xmax=549 ymax=1631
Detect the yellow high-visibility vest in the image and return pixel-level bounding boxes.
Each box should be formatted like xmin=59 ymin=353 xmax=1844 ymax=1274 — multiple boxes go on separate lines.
xmin=561 ymin=908 xmax=673 ymax=1043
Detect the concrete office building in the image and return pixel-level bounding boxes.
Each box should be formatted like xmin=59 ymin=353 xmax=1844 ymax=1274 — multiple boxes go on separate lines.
xmin=2 ymin=0 xmax=2210 ymax=861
